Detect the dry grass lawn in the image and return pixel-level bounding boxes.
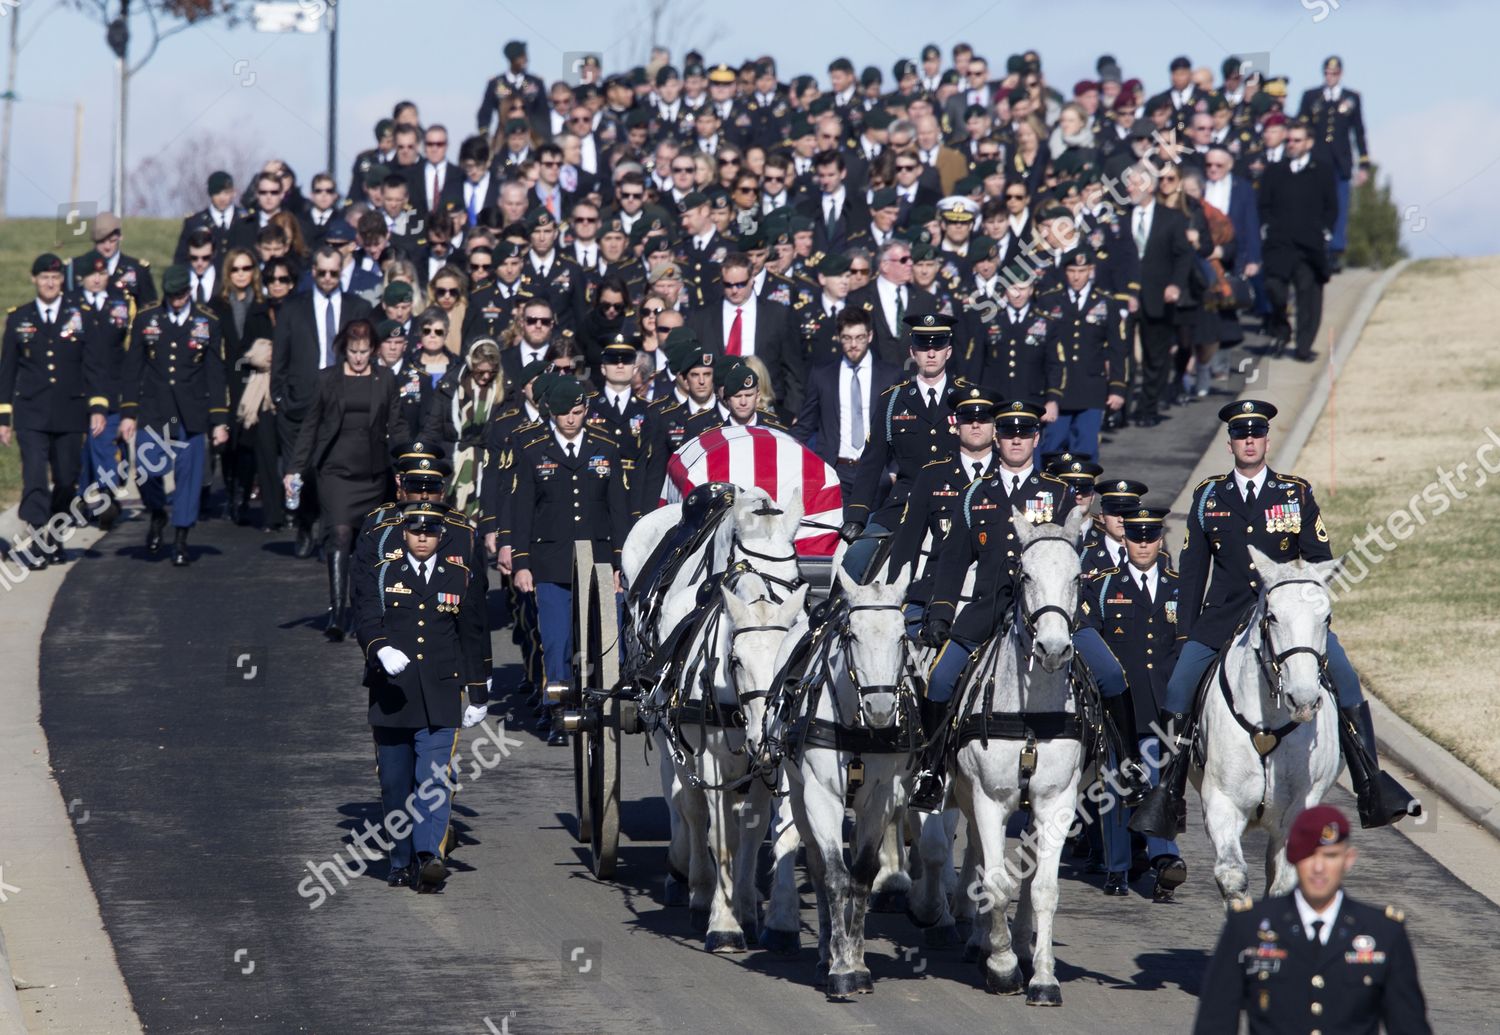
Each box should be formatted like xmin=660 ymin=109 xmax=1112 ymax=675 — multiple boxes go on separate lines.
xmin=1298 ymin=256 xmax=1500 ymax=785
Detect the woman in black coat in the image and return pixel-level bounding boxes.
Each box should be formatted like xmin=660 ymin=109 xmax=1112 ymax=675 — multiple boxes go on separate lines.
xmin=211 ymin=247 xmax=273 ymax=523
xmin=288 ymin=319 xmax=405 ymax=640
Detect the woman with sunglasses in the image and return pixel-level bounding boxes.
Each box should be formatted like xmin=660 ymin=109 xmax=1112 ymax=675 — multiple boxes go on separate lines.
xmin=714 ymin=147 xmax=742 ymax=191
xmin=577 ymin=274 xmax=631 ymax=377
xmin=244 ymin=258 xmax=298 ymax=531
xmin=426 ymin=266 xmax=469 ymax=356
xmin=414 ymin=311 xmax=453 ymax=387
xmin=288 ymin=319 xmax=405 ymax=640
xmin=210 ymin=248 xmax=273 ymax=525
xmin=421 ymin=339 xmax=506 ymax=522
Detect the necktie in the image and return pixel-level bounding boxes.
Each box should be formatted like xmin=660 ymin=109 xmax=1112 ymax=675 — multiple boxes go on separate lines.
xmin=895 ymin=288 xmax=905 ymax=332
xmin=926 ymin=387 xmax=937 ymax=410
xmin=322 ymin=295 xmax=337 ymax=366
xmin=972 ymin=461 xmax=984 ymax=481
xmin=1244 ymin=480 xmax=1257 ymax=508
xmin=42 ymin=305 xmax=54 ymax=326
xmin=1325 ymin=89 xmax=1334 ymax=102
xmin=615 ymin=394 xmax=626 ymax=415
xmin=849 ymin=364 xmax=864 ymax=445
xmin=547 ymin=189 xmax=558 ymax=218
xmin=1309 ymin=920 xmax=1324 ymax=944
xmin=1141 ymin=572 xmax=1152 ymax=603
xmin=566 ymin=441 xmax=576 ymax=459
xmin=825 ymin=197 xmax=838 ymax=225
xmin=1134 ymin=211 xmax=1148 ymax=255
xmin=467 ymin=186 xmax=479 ymax=224
xmin=726 ymin=307 xmax=743 ymax=355
xmin=431 ymin=168 xmax=440 ymax=205
xmin=1011 ymin=475 xmax=1022 ymax=495
xmin=196 ymin=279 xmax=207 ymax=304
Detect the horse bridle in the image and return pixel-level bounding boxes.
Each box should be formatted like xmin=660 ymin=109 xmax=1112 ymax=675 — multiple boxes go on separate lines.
xmin=1253 ymin=578 xmax=1333 ymax=711
xmin=1015 ymin=533 xmax=1081 ymax=644
xmin=837 ymin=601 xmax=913 ymax=705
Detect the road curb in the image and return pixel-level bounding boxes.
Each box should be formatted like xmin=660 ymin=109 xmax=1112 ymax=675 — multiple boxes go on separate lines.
xmin=0 ymin=924 xmax=24 ymax=1035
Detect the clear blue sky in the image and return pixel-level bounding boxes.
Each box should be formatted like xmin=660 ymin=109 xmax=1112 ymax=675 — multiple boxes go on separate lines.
xmin=5 ymin=0 xmax=1497 ymax=258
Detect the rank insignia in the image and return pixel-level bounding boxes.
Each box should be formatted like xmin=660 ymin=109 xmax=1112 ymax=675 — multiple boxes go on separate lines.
xmin=386 ymin=581 xmax=412 ymax=594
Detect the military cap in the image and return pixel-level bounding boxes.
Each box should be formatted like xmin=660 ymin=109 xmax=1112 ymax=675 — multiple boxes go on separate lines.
xmin=1073 ymin=79 xmax=1098 ymax=97
xmin=362 ymin=166 xmax=388 ymax=190
xmin=1122 ymin=505 xmax=1171 ymax=541
xmin=754 ymin=58 xmax=776 ymax=78
xmin=706 ymin=63 xmax=736 ymax=84
xmin=787 ymin=214 xmax=815 ymax=234
xmin=72 ymin=250 xmax=108 ymax=278
xmin=1097 ymin=478 xmax=1149 ymax=514
xmin=375 ymin=318 xmax=407 ymax=342
xmin=1006 ymin=86 xmax=1028 ymax=107
xmin=909 ymin=239 xmax=936 ymax=262
xmin=392 ymin=438 xmax=447 ymax=464
xmin=629 ymin=66 xmax=648 ymax=87
xmin=574 ymin=83 xmax=599 ymax=104
xmin=762 ymin=220 xmax=792 ymax=248
xmin=526 ymin=208 xmax=557 ymax=231
xmin=684 ymin=61 xmax=706 ymax=78
xmin=374 ymin=117 xmax=396 ymax=138
xmin=1206 ymin=93 xmax=1230 ymax=114
xmin=623 ymin=108 xmax=653 ymax=129
xmin=968 ymin=235 xmax=999 ymax=262
xmin=1112 ymin=92 xmax=1136 ymax=114
xmin=664 ymin=337 xmax=717 ymax=376
xmin=973 ymin=160 xmax=1000 ymax=180
xmin=324 ymin=219 xmax=356 ymax=244
xmin=647 ymin=261 xmax=682 ymax=284
xmin=940 ymin=69 xmax=961 ymax=87
xmin=706 ymin=188 xmax=731 ymax=211
xmin=1130 ymin=119 xmax=1158 ymax=140
xmin=504 ymin=117 xmax=530 ymax=135
xmin=921 ymin=43 xmax=940 ymax=61
xmin=994 ymin=400 xmax=1044 ymax=432
xmin=601 ymin=331 xmax=639 ymax=359
xmin=207 ymin=170 xmax=234 ymax=194
xmin=1169 ymin=55 xmax=1191 ymax=72
xmin=1263 ymin=77 xmax=1289 ymax=99
xmin=382 ymin=281 xmax=414 ymax=305
xmin=863 ymin=108 xmax=893 ymax=130
xmin=1220 ymin=398 xmax=1278 ymax=437
xmin=903 ymin=311 xmax=958 ymax=341
xmin=954 ymin=175 xmax=983 ymax=197
xmin=1323 ymin=55 xmax=1343 ymax=73
xmin=519 ymin=358 xmax=552 ymax=384
xmin=1263 ymin=111 xmax=1288 ymax=128
xmin=1047 ymin=457 xmax=1105 ymax=486
xmin=1007 ymin=55 xmax=1026 ymax=75
xmin=893 ymin=58 xmax=917 ymax=81
xmin=947 ymin=384 xmax=1001 ymax=419
xmin=787 ymin=115 xmax=814 ymax=139
xmin=677 ymin=190 xmax=709 ymax=212
xmin=963 ymin=103 xmax=988 ymax=122
xmin=860 ymin=66 xmax=882 ymax=87
xmin=737 ymin=227 xmax=767 ymax=251
xmin=808 ymin=96 xmax=836 ymax=116
xmin=1038 ymin=204 xmax=1072 ymax=223
xmin=160 ymin=264 xmax=191 ymax=296
xmin=1063 ymin=244 xmax=1098 ymax=268
xmin=495 ymin=241 xmax=523 ymax=259
xmin=395 ymin=447 xmax=452 ymax=480
xmin=503 ymin=39 xmax=527 ymax=60
xmin=402 ymin=500 xmax=450 ymax=533
xmin=870 ymin=186 xmax=899 ymax=209
xmin=720 ymin=359 xmax=759 ymax=393
xmin=937 ymin=195 xmax=980 ymax=222
xmin=32 ymin=253 xmax=65 ymax=276
xmin=1098 ymin=62 xmax=1122 ymax=85
xmin=545 ymin=377 xmax=590 ymax=414
xmin=816 ymin=251 xmax=851 ymax=275
xmin=1095 ymin=54 xmax=1118 ymax=74
xmin=1286 ymin=804 xmax=1350 ymax=863
xmin=1042 ymin=449 xmax=1095 ymax=468
xmin=908 ymin=204 xmax=936 ymax=227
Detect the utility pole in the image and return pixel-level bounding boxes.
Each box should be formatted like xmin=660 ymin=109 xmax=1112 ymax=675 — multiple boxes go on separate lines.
xmin=71 ymin=100 xmax=83 ymax=207
xmin=0 ymin=5 xmax=19 ymax=218
xmin=107 ymin=0 xmax=129 ymax=214
xmin=326 ymin=4 xmax=336 ymax=176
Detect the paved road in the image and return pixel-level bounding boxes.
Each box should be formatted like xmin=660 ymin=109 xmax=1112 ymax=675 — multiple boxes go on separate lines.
xmin=37 ymin=324 xmax=1500 ymax=1034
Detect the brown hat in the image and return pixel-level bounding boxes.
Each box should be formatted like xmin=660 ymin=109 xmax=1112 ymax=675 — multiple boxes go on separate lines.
xmin=91 ymin=211 xmax=122 ymax=242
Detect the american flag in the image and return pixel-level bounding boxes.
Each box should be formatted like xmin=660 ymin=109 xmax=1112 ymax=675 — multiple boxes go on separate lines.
xmin=661 ymin=425 xmax=843 ymax=556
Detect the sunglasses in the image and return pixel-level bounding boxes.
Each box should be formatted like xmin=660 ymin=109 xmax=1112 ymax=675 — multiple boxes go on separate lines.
xmin=424 ymin=139 xmax=447 ymax=147
xmin=550 ymin=362 xmax=574 ymax=372
xmin=1159 ymin=175 xmax=1180 ymax=184
xmin=896 ymin=163 xmax=920 ymax=172
xmin=599 ymin=300 xmax=623 ymax=310
xmin=671 ymin=165 xmax=695 ymax=173
xmin=720 ymin=156 xmax=740 ymax=165
xmin=312 ymin=186 xmax=335 ymax=195
xmin=734 ymin=186 xmax=757 ymax=194
xmin=849 ymin=266 xmax=871 ymax=275
xmin=525 ymin=315 xmax=555 ymax=326
xmin=422 ymin=327 xmax=445 ymax=335
xmin=762 ymin=174 xmax=785 ymax=183
xmin=885 ymin=255 xmax=913 ymax=265
xmin=569 ymin=115 xmax=592 ymax=123
xmin=540 ymin=159 xmax=562 ymax=167
xmin=256 ymin=189 xmax=281 ymax=196
xmin=189 ymin=254 xmax=214 ymax=263
xmin=642 ymin=306 xmax=664 ymax=316
xmin=433 ymin=287 xmax=460 ymax=298
xmin=468 ymin=262 xmax=493 ymax=271
xmin=1006 ymin=192 xmax=1027 ymax=200
xmin=573 ymin=214 xmax=598 ymax=223
xmin=722 ymin=279 xmax=751 ymax=288
xmin=314 ymin=268 xmax=341 ymax=277
xmin=267 ymin=275 xmax=295 ymax=284
xmin=230 ymin=263 xmax=255 ymax=272
xmin=618 ymin=190 xmax=644 ymax=199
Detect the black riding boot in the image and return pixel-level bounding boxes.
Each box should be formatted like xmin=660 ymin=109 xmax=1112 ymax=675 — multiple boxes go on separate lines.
xmin=293 ymin=516 xmax=316 ymax=559
xmin=547 ymin=706 xmax=569 ymax=746
xmin=910 ymin=696 xmax=950 ymax=812
xmin=171 ymin=527 xmax=191 ymax=567
xmin=1101 ymin=694 xmax=1150 ymax=807
xmin=1340 ymin=703 xmax=1420 ymax=828
xmin=324 ymin=550 xmax=349 ymax=641
xmin=1130 ymin=711 xmax=1191 ymax=839
xmin=146 ymin=509 xmax=168 ymax=556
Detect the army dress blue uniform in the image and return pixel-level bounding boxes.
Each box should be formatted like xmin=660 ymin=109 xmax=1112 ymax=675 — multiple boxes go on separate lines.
xmin=72 ymin=280 xmax=135 ymax=504
xmin=977 ymin=303 xmax=1066 ymax=411
xmin=353 ymin=515 xmax=489 ymax=883
xmin=1297 ymin=59 xmax=1369 ymax=260
xmin=1195 ymin=893 xmax=1429 ymax=1035
xmin=1037 ymin=255 xmax=1127 ymax=459
xmin=0 ymin=290 xmax=110 ymax=539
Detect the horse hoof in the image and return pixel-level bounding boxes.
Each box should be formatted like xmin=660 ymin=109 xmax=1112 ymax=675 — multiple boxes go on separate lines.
xmin=814 ymin=960 xmax=829 ymax=988
xmin=705 ymin=929 xmax=747 ymax=954
xmin=924 ymin=923 xmax=960 ymax=949
xmin=663 ymin=875 xmax=689 ymax=907
xmin=855 ymin=969 xmax=873 ymax=993
xmin=1026 ymin=982 xmax=1062 ymax=1007
xmin=688 ymin=907 xmax=710 ymax=933
xmin=869 ymin=889 xmax=909 ymax=914
xmin=825 ymin=970 xmax=861 ymax=998
xmin=984 ymin=964 xmax=1024 ymax=996
xmin=758 ymin=927 xmax=800 ymax=956
xmin=1226 ymin=894 xmax=1252 ymax=913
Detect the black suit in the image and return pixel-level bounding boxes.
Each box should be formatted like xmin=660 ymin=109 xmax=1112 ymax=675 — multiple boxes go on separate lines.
xmin=1121 ymin=204 xmax=1191 ymax=420
xmin=797 ymin=191 xmax=871 ymax=254
xmin=174 ymin=207 xmax=242 ymax=264
xmin=846 ymin=280 xmax=938 ymax=367
xmin=687 ymin=299 xmax=805 ymax=413
xmin=1259 ymin=156 xmax=1339 ymax=358
xmin=290 ymin=364 xmax=404 ymax=485
xmin=410 ymin=162 xmax=463 ymax=216
xmin=792 ymin=356 xmax=900 ymax=494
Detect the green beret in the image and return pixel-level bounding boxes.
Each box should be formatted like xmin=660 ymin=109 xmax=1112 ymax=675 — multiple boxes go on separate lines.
xmin=520 ymin=358 xmax=551 ymax=385
xmin=160 ymin=264 xmax=191 ymax=295
xmin=871 ymin=186 xmax=899 ymax=209
xmin=32 ymin=253 xmax=65 ymax=276
xmin=954 ymin=175 xmax=983 ymax=197
xmin=909 ymin=240 xmax=935 ymax=262
xmin=504 ymin=117 xmax=530 ymax=135
xmin=973 ymin=160 xmax=1000 ymax=179
xmin=863 ymin=108 xmax=893 ymax=130
xmin=909 ymin=204 xmax=936 ymax=226
xmin=545 ymin=377 xmax=589 ymax=414
xmin=382 ymin=281 xmax=414 ymax=305
xmin=817 ymin=251 xmax=851 ymax=276
xmin=720 ymin=360 xmax=758 ymax=394
xmin=969 ymin=235 xmax=998 ymax=262
xmin=664 ymin=334 xmax=717 ymax=376
xmin=738 ymin=227 xmax=767 ymax=251
xmin=375 ymin=318 xmax=407 ymax=342
xmin=72 ymin=251 xmax=107 ymax=278
xmin=678 ymin=190 xmax=709 ymax=212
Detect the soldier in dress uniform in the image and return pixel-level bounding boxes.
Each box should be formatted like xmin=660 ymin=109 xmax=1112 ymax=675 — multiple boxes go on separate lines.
xmin=118 ymin=265 xmax=230 ymax=566
xmin=586 ymin=333 xmax=650 ymax=513
xmin=1037 ymin=246 xmax=1127 ymax=459
xmin=1081 ymin=506 xmax=1187 ymax=900
xmin=477 ymin=39 xmax=546 ymax=135
xmin=980 ymin=265 xmax=1065 ymax=415
xmin=1297 ymin=56 xmax=1369 ymax=273
xmin=462 ymin=243 xmax=525 ymax=345
xmin=519 ymin=210 xmax=585 ymax=335
xmin=173 ymin=170 xmax=243 ymax=265
xmin=839 ymin=311 xmax=971 ymax=581
xmin=682 ymin=357 xmax=790 ymax=439
xmin=1083 ymin=477 xmax=1148 ymax=575
xmin=795 ymin=251 xmax=852 ymax=368
xmin=635 ymin=332 xmax=721 ymax=515
xmin=675 ymin=191 xmax=729 ymax=304
xmin=0 ymin=254 xmax=110 ymax=566
xmin=1141 ymin=401 xmax=1418 ymax=832
xmin=87 ymin=212 xmax=157 ymax=305
xmin=912 ymin=400 xmax=1079 ymax=808
xmin=71 ymin=249 xmax=134 ymax=530
xmin=510 ymin=377 xmax=628 ymax=745
xmin=1194 ymin=804 xmax=1430 ymax=1035
xmin=353 ymin=501 xmax=491 ymax=892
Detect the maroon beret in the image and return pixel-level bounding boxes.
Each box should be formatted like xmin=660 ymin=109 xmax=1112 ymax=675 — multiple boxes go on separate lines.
xmin=1286 ymin=804 xmax=1350 ymax=864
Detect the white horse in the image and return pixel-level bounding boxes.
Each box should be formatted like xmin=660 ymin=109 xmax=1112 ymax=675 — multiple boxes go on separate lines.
xmin=778 ymin=568 xmax=915 ymax=998
xmin=660 ymin=578 xmax=809 ymax=951
xmin=1190 ymin=545 xmax=1342 ymax=907
xmin=915 ymin=508 xmax=1090 ymax=1006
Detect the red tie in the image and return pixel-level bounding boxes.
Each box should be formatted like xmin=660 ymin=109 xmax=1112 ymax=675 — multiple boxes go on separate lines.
xmin=430 ymin=168 xmax=440 ymax=205
xmin=726 ymin=307 xmax=743 ymax=355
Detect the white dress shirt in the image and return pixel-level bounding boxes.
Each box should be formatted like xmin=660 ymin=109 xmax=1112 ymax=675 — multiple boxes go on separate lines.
xmin=574 ymin=241 xmax=598 ymax=268
xmin=1129 ymin=561 xmax=1160 ymax=602
xmin=1289 ymin=154 xmax=1310 ymax=174
xmin=1295 ymin=889 xmax=1343 ymax=944
xmin=603 ymin=385 xmax=633 ymax=413
xmin=1235 ymin=467 xmax=1268 ymax=501
xmin=822 ymin=185 xmax=847 ymax=226
xmin=721 ymin=297 xmax=757 ymax=356
xmin=838 ymin=354 xmax=872 ymax=460
xmin=875 ymin=276 xmax=906 ymax=336
xmin=1204 ymin=175 xmax=1232 ymax=214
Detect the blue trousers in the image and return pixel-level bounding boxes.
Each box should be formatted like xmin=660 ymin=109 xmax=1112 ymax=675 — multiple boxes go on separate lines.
xmin=927 ymin=638 xmax=974 ymax=704
xmin=535 ymin=581 xmax=575 ymax=684
xmin=373 ymin=724 xmax=458 ymax=869
xmin=1163 ymin=631 xmax=1362 ymax=715
xmin=1040 ymin=409 xmax=1104 ymax=462
xmin=1075 ymin=627 xmax=1127 ymax=699
xmin=841 ymin=519 xmax=890 ymax=582
xmin=1331 ymin=175 xmax=1352 ymax=254
xmin=137 ymin=424 xmax=207 ymax=528
xmin=1102 ymin=734 xmax=1179 ymax=871
xmin=78 ymin=412 xmax=123 ymax=496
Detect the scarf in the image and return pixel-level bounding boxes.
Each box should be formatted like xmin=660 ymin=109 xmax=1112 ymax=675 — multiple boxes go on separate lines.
xmin=236 ymin=339 xmax=275 ymax=428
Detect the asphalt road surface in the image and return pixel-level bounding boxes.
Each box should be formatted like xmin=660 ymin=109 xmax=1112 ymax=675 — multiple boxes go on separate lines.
xmin=38 ymin=339 xmax=1500 ymax=1034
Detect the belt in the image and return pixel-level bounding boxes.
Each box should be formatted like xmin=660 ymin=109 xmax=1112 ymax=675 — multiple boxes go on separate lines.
xmin=836 ymin=458 xmax=859 ymax=467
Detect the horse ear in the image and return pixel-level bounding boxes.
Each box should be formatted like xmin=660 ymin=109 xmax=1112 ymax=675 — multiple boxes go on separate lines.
xmin=721 ymin=585 xmax=753 ymax=626
xmin=1063 ymin=505 xmax=1091 ymax=543
xmin=1246 ymin=544 xmax=1276 ymax=582
xmin=781 ymin=486 xmax=805 ymax=540
xmin=1313 ymin=556 xmax=1343 ymax=587
xmin=1010 ymin=506 xmax=1032 ymax=542
xmin=886 ymin=567 xmax=911 ymax=600
xmin=834 ymin=564 xmax=858 ymax=599
xmin=783 ymin=582 xmax=811 ymax=617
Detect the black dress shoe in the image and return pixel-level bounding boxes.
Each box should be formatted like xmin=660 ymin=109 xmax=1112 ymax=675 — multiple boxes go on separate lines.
xmin=414 ymin=852 xmax=447 ymax=892
xmin=1133 ymin=415 xmax=1162 ymax=428
xmin=1293 ymin=350 xmax=1318 ymax=363
xmin=145 ymin=509 xmax=167 ymax=555
xmin=97 ymin=498 xmax=121 ymax=532
xmin=1151 ymin=855 xmax=1188 ymax=902
xmin=548 ymin=724 xmax=569 ymax=746
xmin=387 ymin=865 xmax=414 ymax=888
xmin=1103 ymin=872 xmax=1129 ymax=896
xmin=171 ymin=528 xmax=191 ymax=567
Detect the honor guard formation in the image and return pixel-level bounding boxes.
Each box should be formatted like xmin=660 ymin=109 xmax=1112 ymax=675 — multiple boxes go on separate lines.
xmin=2 ymin=38 xmax=1431 ymax=1029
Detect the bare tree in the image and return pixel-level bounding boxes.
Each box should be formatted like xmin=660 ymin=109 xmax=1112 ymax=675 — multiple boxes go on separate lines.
xmin=127 ymin=128 xmax=263 ymax=216
xmin=611 ymin=0 xmax=727 ymax=72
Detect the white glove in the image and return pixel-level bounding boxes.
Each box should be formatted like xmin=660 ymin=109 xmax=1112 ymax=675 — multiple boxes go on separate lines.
xmin=462 ymin=703 xmax=489 ymax=728
xmin=377 ymin=646 xmax=411 ymax=676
